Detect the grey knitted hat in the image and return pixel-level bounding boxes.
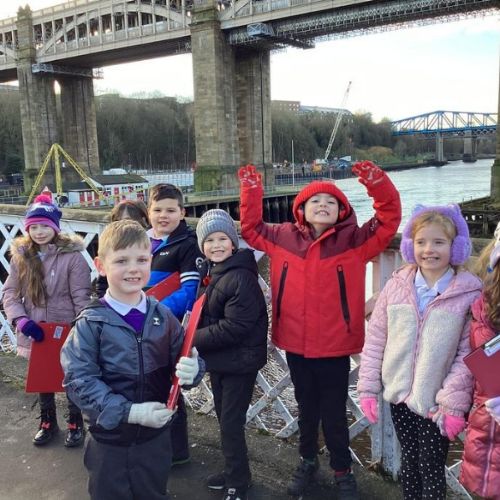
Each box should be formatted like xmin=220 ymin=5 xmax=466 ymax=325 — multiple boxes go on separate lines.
xmin=196 ymin=209 xmax=239 ymax=251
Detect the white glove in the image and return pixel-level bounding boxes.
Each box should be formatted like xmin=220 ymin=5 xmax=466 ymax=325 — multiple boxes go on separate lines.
xmin=128 ymin=402 xmax=176 ymax=428
xmin=175 ymin=347 xmax=200 ymax=386
xmin=485 ymin=396 xmax=500 ymax=424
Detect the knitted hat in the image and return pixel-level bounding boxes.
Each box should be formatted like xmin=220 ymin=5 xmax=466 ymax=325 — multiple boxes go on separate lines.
xmin=292 ymin=181 xmax=351 ymax=226
xmin=488 ymin=221 xmax=500 ymax=272
xmin=196 ymin=209 xmax=239 ymax=251
xmin=25 ymin=194 xmax=62 ymax=234
xmin=400 ymin=204 xmax=471 ymax=266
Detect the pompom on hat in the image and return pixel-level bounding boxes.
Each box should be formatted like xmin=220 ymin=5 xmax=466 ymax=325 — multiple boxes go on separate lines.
xmin=196 ymin=209 xmax=239 ymax=252
xmin=24 ymin=194 xmax=62 ymax=234
xmin=292 ymin=181 xmax=351 ymax=226
xmin=400 ymin=204 xmax=471 ymax=266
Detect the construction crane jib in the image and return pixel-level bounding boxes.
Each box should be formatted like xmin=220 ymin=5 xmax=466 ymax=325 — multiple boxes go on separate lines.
xmin=324 ymin=81 xmax=352 ymax=162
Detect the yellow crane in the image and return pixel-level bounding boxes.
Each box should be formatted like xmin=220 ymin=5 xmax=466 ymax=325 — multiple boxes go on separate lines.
xmin=26 ymin=143 xmax=105 ymax=207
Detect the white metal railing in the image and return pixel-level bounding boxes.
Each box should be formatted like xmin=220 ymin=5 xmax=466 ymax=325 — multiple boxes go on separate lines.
xmin=0 ymin=207 xmax=473 ymax=498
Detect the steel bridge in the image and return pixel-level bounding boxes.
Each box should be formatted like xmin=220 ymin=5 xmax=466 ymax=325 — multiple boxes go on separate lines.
xmin=0 ymin=0 xmax=498 ymax=82
xmin=391 ymin=110 xmax=498 ymax=136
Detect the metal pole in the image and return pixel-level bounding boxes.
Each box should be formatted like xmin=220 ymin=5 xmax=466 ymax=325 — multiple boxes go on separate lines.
xmin=292 ymin=139 xmax=295 ymax=186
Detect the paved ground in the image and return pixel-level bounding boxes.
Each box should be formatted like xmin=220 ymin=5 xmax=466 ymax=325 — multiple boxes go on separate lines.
xmin=0 ymin=353 xmax=403 ymax=500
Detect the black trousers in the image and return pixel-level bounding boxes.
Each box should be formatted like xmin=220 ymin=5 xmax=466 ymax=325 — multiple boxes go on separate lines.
xmin=210 ymin=371 xmax=258 ymax=489
xmin=170 ymin=394 xmax=189 ymax=460
xmin=286 ymin=352 xmax=351 ymax=471
xmin=391 ymin=403 xmax=449 ymax=500
xmin=39 ymin=392 xmax=80 ymax=414
xmin=84 ymin=427 xmax=172 ymax=500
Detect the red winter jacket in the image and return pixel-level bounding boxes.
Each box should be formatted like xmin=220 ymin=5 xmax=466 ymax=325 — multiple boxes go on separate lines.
xmin=460 ymin=295 xmax=500 ymax=499
xmin=239 ymin=175 xmax=401 ymax=358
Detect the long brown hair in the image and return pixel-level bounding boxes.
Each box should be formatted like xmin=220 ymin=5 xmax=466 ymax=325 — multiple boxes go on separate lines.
xmin=10 ymin=234 xmax=51 ymax=307
xmin=479 ymin=240 xmax=500 ymax=329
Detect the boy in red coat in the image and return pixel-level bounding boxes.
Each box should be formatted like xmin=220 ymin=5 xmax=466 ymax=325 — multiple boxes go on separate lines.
xmin=238 ymin=162 xmax=401 ymax=499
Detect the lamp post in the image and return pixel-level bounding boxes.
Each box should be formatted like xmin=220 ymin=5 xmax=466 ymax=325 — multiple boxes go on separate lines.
xmin=291 ymin=139 xmax=295 ymax=186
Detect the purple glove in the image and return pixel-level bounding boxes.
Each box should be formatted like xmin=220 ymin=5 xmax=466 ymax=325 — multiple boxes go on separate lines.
xmin=360 ymin=397 xmax=378 ymax=424
xmin=18 ymin=318 xmax=44 ymax=342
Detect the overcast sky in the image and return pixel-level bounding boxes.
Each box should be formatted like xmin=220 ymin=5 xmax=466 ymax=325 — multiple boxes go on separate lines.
xmin=1 ymin=1 xmax=498 ymax=122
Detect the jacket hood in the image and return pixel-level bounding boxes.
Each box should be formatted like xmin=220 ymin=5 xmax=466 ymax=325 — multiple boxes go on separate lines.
xmin=392 ymin=264 xmax=482 ymax=296
xmin=10 ymin=232 xmax=85 ymax=257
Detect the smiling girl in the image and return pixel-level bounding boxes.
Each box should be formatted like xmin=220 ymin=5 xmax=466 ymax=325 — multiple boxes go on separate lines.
xmin=2 ymin=194 xmax=91 ymax=447
xmin=358 ymin=204 xmax=481 ymax=500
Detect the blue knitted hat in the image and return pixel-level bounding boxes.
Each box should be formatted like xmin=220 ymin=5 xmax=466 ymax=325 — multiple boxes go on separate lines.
xmin=25 ymin=194 xmax=62 ymax=233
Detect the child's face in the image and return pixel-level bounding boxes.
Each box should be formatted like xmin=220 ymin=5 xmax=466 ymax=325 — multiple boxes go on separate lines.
xmin=95 ymin=243 xmax=152 ymax=304
xmin=148 ymin=198 xmax=185 ymax=238
xmin=203 ymin=231 xmax=234 ymax=263
xmin=413 ymin=222 xmax=452 ymax=280
xmin=28 ymin=224 xmax=56 ymax=248
xmin=303 ymin=193 xmax=339 ymax=236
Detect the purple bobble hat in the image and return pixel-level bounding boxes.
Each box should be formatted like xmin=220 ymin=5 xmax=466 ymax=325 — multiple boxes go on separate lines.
xmin=24 ymin=194 xmax=62 ymax=234
xmin=400 ymin=204 xmax=471 ymax=266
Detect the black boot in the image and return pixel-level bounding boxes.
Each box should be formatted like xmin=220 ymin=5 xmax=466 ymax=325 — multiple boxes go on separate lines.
xmin=286 ymin=457 xmax=319 ymax=496
xmin=33 ymin=408 xmax=58 ymax=446
xmin=65 ymin=412 xmax=85 ymax=448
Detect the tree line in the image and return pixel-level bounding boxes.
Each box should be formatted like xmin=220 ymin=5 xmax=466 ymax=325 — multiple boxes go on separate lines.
xmin=0 ymin=89 xmax=495 ymax=176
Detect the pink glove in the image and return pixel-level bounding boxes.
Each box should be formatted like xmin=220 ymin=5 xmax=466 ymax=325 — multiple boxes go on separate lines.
xmin=238 ymin=164 xmax=262 ymax=189
xmin=360 ymin=397 xmax=378 ymax=424
xmin=352 ymin=160 xmax=385 ymax=187
xmin=442 ymin=415 xmax=466 ymax=441
xmin=485 ymin=396 xmax=500 ymax=424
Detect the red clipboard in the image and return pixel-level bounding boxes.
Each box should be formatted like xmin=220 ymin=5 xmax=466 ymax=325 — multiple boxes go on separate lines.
xmin=25 ymin=322 xmax=71 ymax=393
xmin=167 ymin=293 xmax=206 ymax=409
xmin=145 ymin=272 xmax=180 ymax=301
xmin=464 ymin=333 xmax=500 ymax=397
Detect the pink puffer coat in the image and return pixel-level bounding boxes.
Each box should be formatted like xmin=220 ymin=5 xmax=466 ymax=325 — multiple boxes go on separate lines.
xmin=460 ymin=295 xmax=500 ymax=500
xmin=2 ymin=234 xmax=91 ymax=359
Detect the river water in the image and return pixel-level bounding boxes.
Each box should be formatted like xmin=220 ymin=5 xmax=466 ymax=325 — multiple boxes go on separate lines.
xmin=333 ymin=159 xmax=493 ymax=229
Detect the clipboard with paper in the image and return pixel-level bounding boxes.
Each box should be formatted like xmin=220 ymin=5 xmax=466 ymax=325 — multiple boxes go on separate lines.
xmin=464 ymin=333 xmax=500 ymax=397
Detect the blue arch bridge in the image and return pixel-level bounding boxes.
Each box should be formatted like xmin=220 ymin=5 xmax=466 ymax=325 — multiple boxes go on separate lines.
xmin=391 ymin=110 xmax=498 ymax=163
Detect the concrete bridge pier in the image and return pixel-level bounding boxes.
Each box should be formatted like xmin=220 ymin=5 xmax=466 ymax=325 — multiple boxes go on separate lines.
xmin=462 ymin=132 xmax=477 ymax=162
xmin=59 ymin=76 xmax=100 ymax=175
xmin=190 ymin=0 xmax=272 ymax=192
xmin=491 ymin=65 xmax=500 ymax=201
xmin=435 ymin=131 xmax=445 ymax=163
xmin=16 ymin=6 xmax=59 ymax=192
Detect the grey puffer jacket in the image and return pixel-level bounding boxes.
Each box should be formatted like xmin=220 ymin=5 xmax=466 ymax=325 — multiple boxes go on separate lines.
xmin=2 ymin=233 xmax=91 ymax=358
xmin=61 ymin=298 xmax=206 ymax=445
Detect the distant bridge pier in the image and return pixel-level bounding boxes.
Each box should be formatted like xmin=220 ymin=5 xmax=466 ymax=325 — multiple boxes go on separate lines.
xmin=435 ymin=132 xmax=445 ymax=163
xmin=462 ymin=132 xmax=477 ymax=162
xmin=16 ymin=7 xmax=59 ymax=191
xmin=491 ymin=66 xmax=500 ymax=201
xmin=190 ymin=0 xmax=272 ymax=192
xmin=15 ymin=6 xmax=99 ymax=191
xmin=59 ymin=76 xmax=100 ymax=175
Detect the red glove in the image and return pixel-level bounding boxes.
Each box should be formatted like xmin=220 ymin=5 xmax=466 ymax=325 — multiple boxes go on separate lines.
xmin=360 ymin=397 xmax=378 ymax=424
xmin=352 ymin=160 xmax=385 ymax=187
xmin=238 ymin=164 xmax=262 ymax=189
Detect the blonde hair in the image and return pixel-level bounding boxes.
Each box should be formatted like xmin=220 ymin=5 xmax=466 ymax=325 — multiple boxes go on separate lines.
xmin=98 ymin=220 xmax=150 ymax=258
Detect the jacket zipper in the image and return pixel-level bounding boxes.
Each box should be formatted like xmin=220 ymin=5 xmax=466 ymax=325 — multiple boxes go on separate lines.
xmin=276 ymin=261 xmax=288 ymax=320
xmin=481 ymin=418 xmax=496 ymax=497
xmin=336 ymin=265 xmax=350 ymax=330
xmin=135 ymin=326 xmax=145 ymax=440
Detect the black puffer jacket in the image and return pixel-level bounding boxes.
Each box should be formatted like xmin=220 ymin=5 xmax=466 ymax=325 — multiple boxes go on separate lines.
xmin=194 ymin=249 xmax=268 ymax=374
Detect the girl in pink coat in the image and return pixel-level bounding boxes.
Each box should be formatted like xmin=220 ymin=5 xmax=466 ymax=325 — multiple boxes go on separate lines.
xmin=2 ymin=195 xmax=91 ymax=448
xmin=357 ymin=204 xmax=481 ymax=500
xmin=460 ymin=223 xmax=500 ymax=499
